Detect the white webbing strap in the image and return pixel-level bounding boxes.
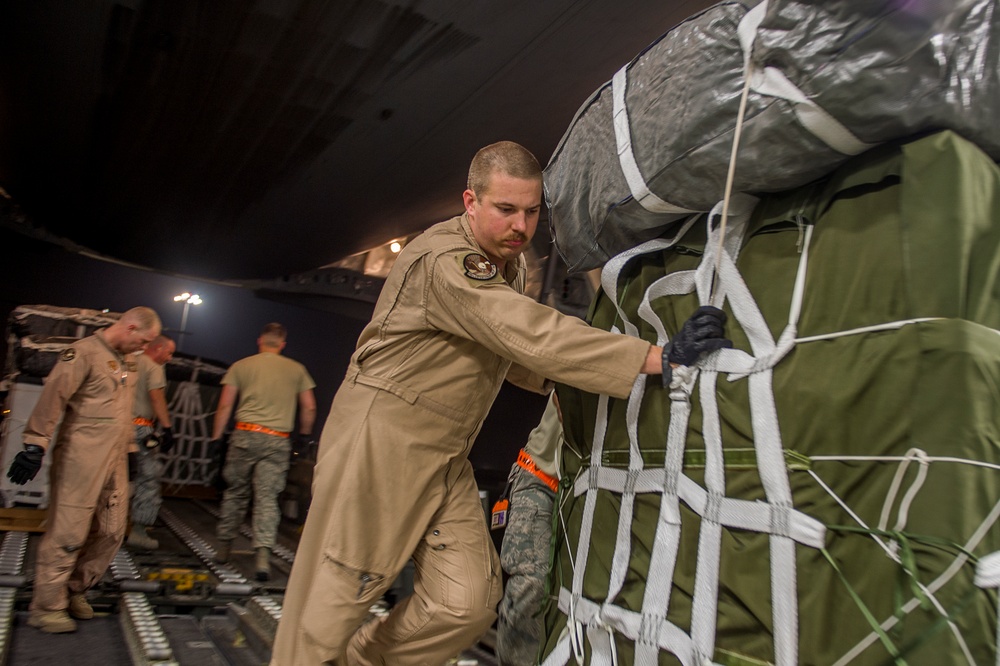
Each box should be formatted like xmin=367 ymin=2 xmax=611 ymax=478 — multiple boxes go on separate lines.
xmin=601 ymin=218 xmax=701 ymax=338
xmin=975 ymin=551 xmax=1000 ymax=666
xmin=612 ymin=67 xmax=697 ymax=215
xmin=737 ymin=0 xmax=875 ymax=157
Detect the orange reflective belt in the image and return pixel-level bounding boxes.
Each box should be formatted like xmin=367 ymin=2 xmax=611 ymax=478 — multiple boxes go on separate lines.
xmin=517 ymin=449 xmax=559 ymax=493
xmin=132 ymin=417 xmax=155 ymax=427
xmin=235 ymin=421 xmax=290 ymax=438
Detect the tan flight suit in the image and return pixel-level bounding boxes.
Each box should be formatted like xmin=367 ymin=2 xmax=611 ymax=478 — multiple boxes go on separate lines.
xmin=23 ymin=330 xmax=136 ymax=613
xmin=272 ymin=214 xmax=653 ymax=666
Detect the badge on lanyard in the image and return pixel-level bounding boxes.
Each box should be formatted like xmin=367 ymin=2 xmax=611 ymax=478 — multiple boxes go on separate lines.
xmin=490 ymin=499 xmax=509 ymax=530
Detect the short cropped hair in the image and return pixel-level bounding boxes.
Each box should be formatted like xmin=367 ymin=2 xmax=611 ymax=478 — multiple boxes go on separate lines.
xmin=122 ymin=306 xmax=162 ymax=333
xmin=260 ymin=322 xmax=287 ymax=346
xmin=467 ymin=141 xmax=542 ymax=198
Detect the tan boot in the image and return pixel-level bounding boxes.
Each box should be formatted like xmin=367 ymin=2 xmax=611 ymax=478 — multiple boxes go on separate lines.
xmin=27 ymin=610 xmax=77 ymax=633
xmin=68 ymin=594 xmax=94 ymax=620
xmin=126 ymin=525 xmax=159 ymax=550
xmin=215 ymin=540 xmax=232 ymax=563
xmin=254 ymin=547 xmax=271 ymax=582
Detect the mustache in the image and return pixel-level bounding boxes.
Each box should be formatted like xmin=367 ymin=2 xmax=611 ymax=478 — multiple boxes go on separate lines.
xmin=504 ymin=234 xmax=528 ymax=243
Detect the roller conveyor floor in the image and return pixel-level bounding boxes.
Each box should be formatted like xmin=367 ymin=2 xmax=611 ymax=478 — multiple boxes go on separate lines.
xmin=0 ymin=498 xmax=499 ymax=666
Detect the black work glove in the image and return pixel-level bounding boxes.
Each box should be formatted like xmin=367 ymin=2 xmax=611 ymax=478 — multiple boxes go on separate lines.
xmin=128 ymin=451 xmax=139 ymax=480
xmin=158 ymin=427 xmax=175 ymax=454
xmin=207 ymin=438 xmax=225 ymax=464
xmin=290 ymin=432 xmax=314 ymax=459
xmin=663 ymin=306 xmax=733 ymax=384
xmin=6 ymin=445 xmax=44 ymax=485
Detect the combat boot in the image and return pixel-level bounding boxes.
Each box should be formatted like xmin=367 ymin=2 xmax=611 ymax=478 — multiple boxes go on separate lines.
xmin=68 ymin=594 xmax=94 ymax=620
xmin=215 ymin=540 xmax=232 ymax=563
xmin=27 ymin=610 xmax=77 ymax=634
xmin=255 ymin=547 xmax=271 ymax=582
xmin=127 ymin=525 xmax=159 ymax=551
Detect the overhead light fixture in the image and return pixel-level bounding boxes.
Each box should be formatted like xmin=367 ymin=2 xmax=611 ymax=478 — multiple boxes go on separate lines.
xmin=389 ymin=241 xmax=402 ymax=254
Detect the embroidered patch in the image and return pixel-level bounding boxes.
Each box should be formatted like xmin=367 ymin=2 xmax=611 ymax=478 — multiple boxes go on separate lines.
xmin=61 ymin=348 xmax=76 ymax=362
xmin=108 ymin=360 xmax=119 ymax=372
xmin=463 ymin=253 xmax=497 ymax=281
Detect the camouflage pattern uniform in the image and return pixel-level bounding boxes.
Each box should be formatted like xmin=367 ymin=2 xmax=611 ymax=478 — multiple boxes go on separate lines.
xmin=217 ymin=429 xmax=290 ymax=549
xmin=497 ymin=395 xmax=561 ymax=665
xmin=131 ymin=353 xmax=166 ymax=526
xmin=216 ymin=351 xmax=315 ymax=550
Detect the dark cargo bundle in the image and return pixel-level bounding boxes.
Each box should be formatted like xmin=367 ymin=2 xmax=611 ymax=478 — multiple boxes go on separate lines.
xmin=541 ymin=132 xmax=1000 ymax=665
xmin=545 ymin=0 xmax=1000 ymax=272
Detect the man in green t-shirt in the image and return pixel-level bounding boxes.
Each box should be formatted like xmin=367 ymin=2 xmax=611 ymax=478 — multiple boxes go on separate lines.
xmin=209 ymin=322 xmax=316 ymax=581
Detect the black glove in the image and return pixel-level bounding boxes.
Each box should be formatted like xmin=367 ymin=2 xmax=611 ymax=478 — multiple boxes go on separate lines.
xmin=128 ymin=451 xmax=139 ymax=480
xmin=664 ymin=306 xmax=733 ymax=381
xmin=158 ymin=427 xmax=175 ymax=454
xmin=6 ymin=445 xmax=44 ymax=485
xmin=207 ymin=438 xmax=225 ymax=464
xmin=291 ymin=432 xmax=314 ymax=459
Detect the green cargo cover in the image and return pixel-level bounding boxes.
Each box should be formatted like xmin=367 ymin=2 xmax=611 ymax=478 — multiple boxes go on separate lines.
xmin=542 ymin=131 xmax=1000 ymax=666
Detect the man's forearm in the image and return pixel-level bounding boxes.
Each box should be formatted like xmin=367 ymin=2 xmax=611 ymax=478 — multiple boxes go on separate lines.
xmin=641 ymin=345 xmax=665 ymax=374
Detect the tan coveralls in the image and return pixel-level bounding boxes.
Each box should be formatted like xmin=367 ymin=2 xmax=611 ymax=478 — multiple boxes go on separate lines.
xmin=23 ymin=330 xmax=135 ymax=613
xmin=272 ymin=214 xmax=652 ymax=665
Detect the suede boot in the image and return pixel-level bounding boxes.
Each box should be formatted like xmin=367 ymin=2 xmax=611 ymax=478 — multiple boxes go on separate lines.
xmin=255 ymin=547 xmax=271 ymax=582
xmin=68 ymin=594 xmax=94 ymax=620
xmin=126 ymin=525 xmax=159 ymax=550
xmin=27 ymin=610 xmax=77 ymax=633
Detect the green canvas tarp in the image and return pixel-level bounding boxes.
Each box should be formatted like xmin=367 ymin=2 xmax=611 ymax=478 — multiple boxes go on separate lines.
xmin=542 ymin=131 xmax=1000 ymax=666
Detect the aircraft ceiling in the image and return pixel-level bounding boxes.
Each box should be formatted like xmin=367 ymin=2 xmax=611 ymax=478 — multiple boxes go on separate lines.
xmin=0 ymin=0 xmax=714 ymax=281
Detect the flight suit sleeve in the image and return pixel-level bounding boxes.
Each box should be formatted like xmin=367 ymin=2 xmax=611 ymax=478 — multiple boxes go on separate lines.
xmin=425 ymin=250 xmax=652 ymax=399
xmin=22 ymin=347 xmax=90 ymax=450
xmin=505 ymin=362 xmax=553 ymax=395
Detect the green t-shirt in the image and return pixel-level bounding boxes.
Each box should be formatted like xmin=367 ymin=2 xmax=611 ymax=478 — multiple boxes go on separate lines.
xmin=223 ymin=352 xmax=315 ymax=432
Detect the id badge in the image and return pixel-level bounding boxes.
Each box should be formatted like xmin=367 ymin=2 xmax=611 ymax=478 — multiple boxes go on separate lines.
xmin=490 ymin=499 xmax=509 ymax=530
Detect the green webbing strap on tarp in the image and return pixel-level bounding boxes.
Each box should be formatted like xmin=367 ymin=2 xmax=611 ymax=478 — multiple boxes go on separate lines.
xmin=823 ymin=526 xmax=983 ymax=664
xmin=595 ymin=447 xmax=812 ymax=471
xmin=821 ymin=546 xmax=908 ymax=665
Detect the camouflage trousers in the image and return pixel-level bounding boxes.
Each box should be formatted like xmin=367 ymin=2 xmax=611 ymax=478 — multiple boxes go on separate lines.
xmin=216 ymin=430 xmax=291 ymax=550
xmin=131 ymin=424 xmax=164 ymax=526
xmin=497 ymin=463 xmax=557 ymax=666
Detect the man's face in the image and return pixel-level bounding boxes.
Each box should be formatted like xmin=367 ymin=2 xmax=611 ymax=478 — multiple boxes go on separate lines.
xmin=147 ymin=340 xmax=176 ymax=365
xmin=464 ymin=172 xmax=542 ymax=268
xmin=121 ymin=325 xmax=160 ymax=354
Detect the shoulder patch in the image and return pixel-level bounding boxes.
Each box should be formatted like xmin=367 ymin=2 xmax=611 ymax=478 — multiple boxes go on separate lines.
xmin=462 ymin=253 xmax=498 ymax=281
xmin=61 ymin=348 xmax=76 ymax=362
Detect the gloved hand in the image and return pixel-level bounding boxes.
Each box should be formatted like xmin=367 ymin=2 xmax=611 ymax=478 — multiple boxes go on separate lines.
xmin=128 ymin=451 xmax=138 ymax=480
xmin=207 ymin=438 xmax=225 ymax=464
xmin=663 ymin=306 xmax=733 ymax=382
xmin=158 ymin=427 xmax=175 ymax=454
xmin=291 ymin=432 xmax=314 ymax=459
xmin=6 ymin=445 xmax=44 ymax=485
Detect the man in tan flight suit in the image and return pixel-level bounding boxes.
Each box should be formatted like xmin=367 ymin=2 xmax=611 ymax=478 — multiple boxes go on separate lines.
xmin=127 ymin=334 xmax=176 ymax=550
xmin=6 ymin=306 xmax=162 ymax=633
xmin=209 ymin=322 xmax=316 ymax=581
xmin=271 ymin=141 xmax=732 ymax=665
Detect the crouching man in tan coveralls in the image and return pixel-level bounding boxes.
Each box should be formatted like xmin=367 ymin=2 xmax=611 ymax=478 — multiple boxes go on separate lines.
xmin=6 ymin=306 xmax=162 ymax=633
xmin=271 ymin=142 xmax=731 ymax=665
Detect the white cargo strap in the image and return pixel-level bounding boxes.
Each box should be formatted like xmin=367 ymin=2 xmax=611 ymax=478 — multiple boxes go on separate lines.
xmin=976 ymin=551 xmax=1000 ymax=666
xmin=549 ymin=201 xmax=828 ymax=666
xmin=737 ymin=1 xmax=875 ymax=157
xmin=612 ymin=66 xmax=698 ymax=215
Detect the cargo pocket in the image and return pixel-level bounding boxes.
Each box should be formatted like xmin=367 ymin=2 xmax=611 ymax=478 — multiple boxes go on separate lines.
xmin=425 ymin=524 xmax=499 ymax=612
xmin=101 ymin=486 xmax=128 ymax=539
xmin=299 ymin=555 xmax=387 ymax=658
